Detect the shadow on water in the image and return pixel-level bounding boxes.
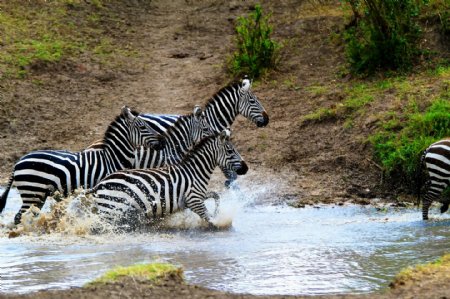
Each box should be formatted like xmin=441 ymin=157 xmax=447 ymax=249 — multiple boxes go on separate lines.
xmin=1 ymin=175 xmax=450 ymax=295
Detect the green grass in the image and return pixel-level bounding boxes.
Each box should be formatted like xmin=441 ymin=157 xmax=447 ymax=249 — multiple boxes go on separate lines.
xmin=0 ymin=1 xmax=135 ymax=79
xmin=302 ymin=107 xmax=336 ymax=123
xmin=370 ymin=95 xmax=450 ymax=183
xmin=86 ymin=263 xmax=183 ymax=286
xmin=392 ymin=253 xmax=450 ymax=286
xmin=301 ymin=82 xmax=375 ymax=123
xmin=301 ymin=63 xmax=449 ymax=191
xmin=305 ymin=84 xmax=328 ymax=96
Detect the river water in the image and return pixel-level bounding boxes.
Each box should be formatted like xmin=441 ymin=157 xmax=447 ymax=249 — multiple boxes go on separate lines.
xmin=1 ymin=175 xmax=450 ymax=295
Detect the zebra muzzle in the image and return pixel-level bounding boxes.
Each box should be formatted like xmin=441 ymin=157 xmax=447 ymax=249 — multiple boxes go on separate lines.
xmin=236 ymin=161 xmax=248 ymax=175
xmin=256 ymin=111 xmax=269 ymax=127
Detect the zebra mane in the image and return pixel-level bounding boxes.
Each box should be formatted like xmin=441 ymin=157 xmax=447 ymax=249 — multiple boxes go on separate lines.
xmin=178 ymin=132 xmax=220 ymax=164
xmin=204 ymin=81 xmax=241 ymax=108
xmin=99 ymin=110 xmax=140 ymax=148
xmin=162 ymin=113 xmax=193 ymax=138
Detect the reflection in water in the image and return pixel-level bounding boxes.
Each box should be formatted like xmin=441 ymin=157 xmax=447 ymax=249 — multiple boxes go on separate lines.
xmin=1 ymin=174 xmax=450 ymax=295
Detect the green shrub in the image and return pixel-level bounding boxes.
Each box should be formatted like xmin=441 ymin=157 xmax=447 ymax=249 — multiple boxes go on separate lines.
xmin=231 ymin=4 xmax=279 ymax=79
xmin=370 ymin=96 xmax=450 ymax=185
xmin=343 ymin=0 xmax=424 ymax=74
xmin=441 ymin=9 xmax=450 ymax=35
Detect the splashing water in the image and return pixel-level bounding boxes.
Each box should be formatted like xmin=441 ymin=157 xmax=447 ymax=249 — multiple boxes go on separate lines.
xmin=1 ymin=169 xmax=274 ymax=236
xmin=4 ymin=189 xmax=117 ymax=237
xmin=1 ymin=169 xmax=450 ymax=295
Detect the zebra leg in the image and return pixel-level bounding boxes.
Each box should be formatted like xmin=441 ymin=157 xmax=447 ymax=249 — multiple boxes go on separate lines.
xmin=422 ymin=197 xmax=432 ymax=220
xmin=185 ymin=195 xmax=217 ymax=229
xmin=15 ymin=188 xmax=49 ymax=225
xmin=221 ymin=167 xmax=238 ymax=189
xmin=440 ymin=186 xmax=450 ymax=213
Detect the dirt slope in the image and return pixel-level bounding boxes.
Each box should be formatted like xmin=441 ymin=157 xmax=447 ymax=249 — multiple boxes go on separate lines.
xmin=0 ymin=0 xmax=382 ymax=205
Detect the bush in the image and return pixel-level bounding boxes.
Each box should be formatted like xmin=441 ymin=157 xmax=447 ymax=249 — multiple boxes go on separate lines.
xmin=370 ymin=96 xmax=450 ymax=185
xmin=230 ymin=4 xmax=279 ymax=79
xmin=343 ymin=0 xmax=424 ymax=74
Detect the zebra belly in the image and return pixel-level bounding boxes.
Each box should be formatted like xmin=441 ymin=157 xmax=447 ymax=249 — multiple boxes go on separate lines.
xmin=92 ymin=171 xmax=183 ymax=223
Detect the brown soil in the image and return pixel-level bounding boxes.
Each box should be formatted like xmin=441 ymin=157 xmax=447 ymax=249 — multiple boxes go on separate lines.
xmin=0 ymin=0 xmax=383 ymax=205
xmin=1 ymin=0 xmax=449 ymax=298
xmin=1 ymin=273 xmax=449 ymax=299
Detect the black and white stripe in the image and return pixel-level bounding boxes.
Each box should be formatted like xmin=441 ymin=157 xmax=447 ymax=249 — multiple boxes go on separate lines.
xmin=419 ymin=139 xmax=450 ymax=220
xmin=134 ymin=106 xmax=214 ymax=169
xmin=89 ymin=129 xmax=248 ymax=230
xmin=138 ymin=77 xmax=268 ymax=186
xmin=0 ymin=106 xmax=162 ymax=224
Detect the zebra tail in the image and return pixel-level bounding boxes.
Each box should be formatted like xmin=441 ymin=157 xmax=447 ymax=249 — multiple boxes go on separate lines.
xmin=416 ymin=149 xmax=427 ymax=207
xmin=0 ymin=174 xmax=14 ymax=213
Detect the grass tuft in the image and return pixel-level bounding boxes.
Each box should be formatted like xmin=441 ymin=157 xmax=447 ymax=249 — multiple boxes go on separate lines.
xmin=86 ymin=263 xmax=183 ymax=286
xmin=392 ymin=254 xmax=450 ymax=287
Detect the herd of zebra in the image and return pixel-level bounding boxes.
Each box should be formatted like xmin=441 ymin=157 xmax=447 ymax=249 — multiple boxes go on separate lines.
xmin=0 ymin=77 xmax=267 ymax=229
xmin=0 ymin=76 xmax=449 ymax=229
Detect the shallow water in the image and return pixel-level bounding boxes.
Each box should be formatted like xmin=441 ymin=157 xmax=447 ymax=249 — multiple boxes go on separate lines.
xmin=1 ymin=179 xmax=450 ymax=295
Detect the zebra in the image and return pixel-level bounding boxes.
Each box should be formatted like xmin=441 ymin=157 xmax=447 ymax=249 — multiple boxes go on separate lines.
xmin=0 ymin=106 xmax=163 ymax=224
xmin=137 ymin=76 xmax=269 ymax=186
xmin=88 ymin=129 xmax=248 ymax=230
xmin=418 ymin=139 xmax=450 ymax=220
xmin=134 ymin=105 xmax=214 ymax=167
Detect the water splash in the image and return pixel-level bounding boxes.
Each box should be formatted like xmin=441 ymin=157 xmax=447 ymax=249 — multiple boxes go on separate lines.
xmin=2 ymin=168 xmax=286 ymax=237
xmin=6 ymin=189 xmax=116 ymax=238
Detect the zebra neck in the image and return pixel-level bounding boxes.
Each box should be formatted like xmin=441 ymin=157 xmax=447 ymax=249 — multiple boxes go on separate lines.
xmin=204 ymin=89 xmax=239 ymax=132
xmin=102 ymin=118 xmax=135 ymax=171
xmin=177 ymin=140 xmax=217 ymax=182
xmin=163 ymin=117 xmax=194 ymax=157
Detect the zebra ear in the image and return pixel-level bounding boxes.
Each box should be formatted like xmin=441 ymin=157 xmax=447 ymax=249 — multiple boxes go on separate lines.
xmin=121 ymin=106 xmax=136 ymax=122
xmin=241 ymin=77 xmax=251 ymax=92
xmin=193 ymin=105 xmax=202 ymax=118
xmin=220 ymin=129 xmax=231 ymax=142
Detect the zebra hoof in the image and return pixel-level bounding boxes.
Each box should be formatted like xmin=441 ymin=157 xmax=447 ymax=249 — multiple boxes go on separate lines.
xmin=224 ymin=180 xmax=233 ymax=189
xmin=14 ymin=213 xmax=22 ymax=225
xmin=207 ymin=222 xmax=219 ymax=231
xmin=440 ymin=203 xmax=449 ymax=213
xmin=224 ymin=180 xmax=240 ymax=190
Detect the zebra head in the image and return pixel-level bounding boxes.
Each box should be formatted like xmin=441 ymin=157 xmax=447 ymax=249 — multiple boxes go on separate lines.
xmin=217 ymin=129 xmax=248 ymax=175
xmin=238 ymin=76 xmax=269 ymax=128
xmin=192 ymin=105 xmax=215 ymax=143
xmin=121 ymin=106 xmax=165 ymax=150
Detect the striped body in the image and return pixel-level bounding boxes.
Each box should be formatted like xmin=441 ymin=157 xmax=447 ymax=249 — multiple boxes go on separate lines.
xmin=136 ymin=77 xmax=268 ymax=186
xmin=0 ymin=107 xmax=162 ymax=224
xmin=90 ymin=130 xmax=248 ymax=229
xmin=420 ymin=139 xmax=450 ymax=220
